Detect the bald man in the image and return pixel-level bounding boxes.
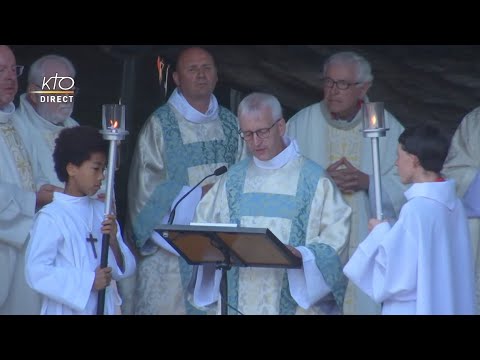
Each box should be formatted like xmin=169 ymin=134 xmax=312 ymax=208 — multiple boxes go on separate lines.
xmin=126 ymin=47 xmax=246 ymax=314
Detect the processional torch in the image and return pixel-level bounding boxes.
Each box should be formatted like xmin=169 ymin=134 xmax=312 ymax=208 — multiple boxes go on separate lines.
xmin=97 ymin=103 xmax=129 ymax=315
xmin=362 ymin=102 xmax=388 ymax=220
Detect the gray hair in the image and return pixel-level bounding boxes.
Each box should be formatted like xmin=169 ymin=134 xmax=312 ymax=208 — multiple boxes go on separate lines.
xmin=323 ymin=51 xmax=373 ymax=83
xmin=28 ymin=54 xmax=76 ymax=85
xmin=238 ymin=92 xmax=283 ymax=121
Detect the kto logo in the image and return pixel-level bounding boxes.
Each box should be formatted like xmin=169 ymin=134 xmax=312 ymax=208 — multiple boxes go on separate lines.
xmin=29 ymin=73 xmax=76 ymax=103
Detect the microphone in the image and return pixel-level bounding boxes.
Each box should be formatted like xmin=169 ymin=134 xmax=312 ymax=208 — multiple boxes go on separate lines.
xmin=167 ymin=166 xmax=228 ymax=225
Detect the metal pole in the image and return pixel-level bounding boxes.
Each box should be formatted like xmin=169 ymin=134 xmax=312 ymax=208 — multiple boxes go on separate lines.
xmin=96 ymin=139 xmax=118 ymax=315
xmin=371 ymin=137 xmax=383 ymax=220
xmin=220 ymin=268 xmax=228 ymax=315
xmin=97 ymin=104 xmax=128 ymax=315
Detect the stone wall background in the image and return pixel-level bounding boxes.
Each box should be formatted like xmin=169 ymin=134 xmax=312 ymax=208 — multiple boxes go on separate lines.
xmin=11 ymin=44 xmax=480 ymax=225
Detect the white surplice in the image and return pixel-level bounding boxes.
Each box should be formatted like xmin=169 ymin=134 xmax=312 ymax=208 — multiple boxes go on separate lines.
xmin=344 ymin=180 xmax=475 ymax=315
xmin=12 ymin=93 xmax=79 ymax=187
xmin=25 ymin=192 xmax=136 ymax=315
xmin=287 ymin=100 xmax=407 ymax=315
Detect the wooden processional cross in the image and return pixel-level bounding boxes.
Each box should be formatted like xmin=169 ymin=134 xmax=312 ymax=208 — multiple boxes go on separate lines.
xmin=87 ymin=233 xmax=98 ymax=258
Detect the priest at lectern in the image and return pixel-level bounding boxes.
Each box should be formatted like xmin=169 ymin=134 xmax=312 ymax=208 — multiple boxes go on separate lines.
xmin=191 ymin=93 xmax=352 ymax=315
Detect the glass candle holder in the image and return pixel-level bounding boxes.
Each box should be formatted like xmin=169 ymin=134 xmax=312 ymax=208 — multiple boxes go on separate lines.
xmin=363 ymin=102 xmax=385 ymax=130
xmin=102 ymin=104 xmax=126 ymax=131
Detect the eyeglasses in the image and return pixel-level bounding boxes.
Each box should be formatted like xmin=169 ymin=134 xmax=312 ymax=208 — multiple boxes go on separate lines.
xmin=238 ymin=118 xmax=281 ymax=140
xmin=0 ymin=65 xmax=24 ymax=77
xmin=322 ymin=77 xmax=360 ymax=90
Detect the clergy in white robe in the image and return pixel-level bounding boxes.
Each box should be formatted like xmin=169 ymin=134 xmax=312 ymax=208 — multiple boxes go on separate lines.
xmin=344 ymin=180 xmax=475 ymax=315
xmin=0 ymin=103 xmax=43 ymax=315
xmin=442 ymin=106 xmax=480 ymax=314
xmin=127 ymin=47 xmax=245 ymax=315
xmin=0 ymin=45 xmax=61 ymax=315
xmin=12 ymin=55 xmax=79 ymax=188
xmin=13 ymin=92 xmax=79 ymax=187
xmin=192 ymin=92 xmax=351 ymax=315
xmin=286 ymin=51 xmax=407 ymax=315
xmin=25 ymin=193 xmax=136 ymax=315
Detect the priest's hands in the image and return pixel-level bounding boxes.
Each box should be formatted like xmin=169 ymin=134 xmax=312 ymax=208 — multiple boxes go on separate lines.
xmin=93 ymin=266 xmax=112 ymax=290
xmin=35 ymin=184 xmax=64 ymax=210
xmin=327 ymin=157 xmax=369 ymax=193
xmin=286 ymin=245 xmax=302 ymax=258
xmin=201 ymin=183 xmax=214 ymax=198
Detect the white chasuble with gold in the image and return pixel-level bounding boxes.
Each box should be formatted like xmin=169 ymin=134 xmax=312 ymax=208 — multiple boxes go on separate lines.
xmin=193 ymin=139 xmax=351 ymax=315
xmin=0 ymin=105 xmax=40 ymax=314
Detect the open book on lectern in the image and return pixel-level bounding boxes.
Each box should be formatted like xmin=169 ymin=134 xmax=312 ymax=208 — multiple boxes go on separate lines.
xmin=155 ymin=224 xmax=302 ymax=269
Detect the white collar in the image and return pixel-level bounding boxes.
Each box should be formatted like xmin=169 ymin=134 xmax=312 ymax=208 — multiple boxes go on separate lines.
xmin=54 ymin=192 xmax=91 ymax=206
xmin=405 ymin=179 xmax=457 ymax=211
xmin=17 ymin=93 xmax=71 ymax=128
xmin=253 ymin=136 xmax=301 ymax=169
xmin=0 ymin=102 xmax=15 ymax=124
xmin=54 ymin=193 xmax=97 ymax=239
xmin=167 ymin=88 xmax=219 ymax=124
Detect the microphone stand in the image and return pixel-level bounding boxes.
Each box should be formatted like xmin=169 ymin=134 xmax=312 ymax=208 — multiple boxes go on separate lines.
xmin=168 ymin=166 xmax=227 ymax=225
xmin=165 ymin=166 xmax=228 ymax=314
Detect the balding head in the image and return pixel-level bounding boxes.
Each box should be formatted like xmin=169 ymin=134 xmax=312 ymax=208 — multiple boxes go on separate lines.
xmin=175 ymin=47 xmax=215 ymax=71
xmin=27 ymin=54 xmax=76 ymax=124
xmin=28 ymin=54 xmax=76 ymax=86
xmin=173 ymin=47 xmax=218 ymax=110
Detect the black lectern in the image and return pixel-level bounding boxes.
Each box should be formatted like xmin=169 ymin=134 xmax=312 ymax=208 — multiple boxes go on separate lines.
xmin=156 ymin=224 xmax=302 ymax=315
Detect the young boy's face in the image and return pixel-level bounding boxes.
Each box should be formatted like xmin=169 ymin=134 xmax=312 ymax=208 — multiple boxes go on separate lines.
xmin=395 ymin=143 xmax=417 ymax=184
xmin=66 ymin=152 xmax=106 ymax=197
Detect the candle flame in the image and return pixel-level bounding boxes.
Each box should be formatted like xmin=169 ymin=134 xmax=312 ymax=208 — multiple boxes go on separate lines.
xmin=109 ymin=119 xmax=119 ymax=129
xmin=370 ymin=115 xmax=377 ymax=128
